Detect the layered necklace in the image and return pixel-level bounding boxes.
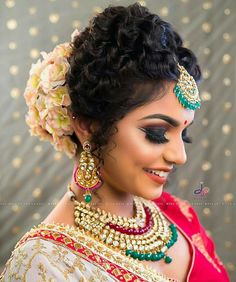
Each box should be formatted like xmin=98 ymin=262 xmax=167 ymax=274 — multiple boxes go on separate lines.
xmin=67 ymin=183 xmax=178 ymax=264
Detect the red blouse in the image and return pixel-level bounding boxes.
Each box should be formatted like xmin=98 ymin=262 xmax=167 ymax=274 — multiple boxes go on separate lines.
xmin=153 ymin=191 xmax=230 ymax=282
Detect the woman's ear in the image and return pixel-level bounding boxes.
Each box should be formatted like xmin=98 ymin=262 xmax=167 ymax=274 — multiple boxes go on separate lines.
xmin=69 ymin=111 xmax=97 ymax=144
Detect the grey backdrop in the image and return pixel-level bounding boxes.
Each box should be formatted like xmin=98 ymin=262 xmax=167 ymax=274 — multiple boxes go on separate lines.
xmin=0 ymin=0 xmax=235 ymax=280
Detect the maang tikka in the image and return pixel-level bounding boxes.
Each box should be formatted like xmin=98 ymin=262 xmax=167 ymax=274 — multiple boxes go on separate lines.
xmin=73 ymin=140 xmax=103 ymax=203
xmin=174 ymin=63 xmax=201 ymax=110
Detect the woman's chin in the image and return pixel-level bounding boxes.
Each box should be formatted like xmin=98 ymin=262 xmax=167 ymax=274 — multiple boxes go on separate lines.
xmin=137 ymin=185 xmax=164 ymax=201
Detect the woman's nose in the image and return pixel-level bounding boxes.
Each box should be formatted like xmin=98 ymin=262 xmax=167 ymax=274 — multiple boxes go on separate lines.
xmin=163 ymin=138 xmax=187 ymax=166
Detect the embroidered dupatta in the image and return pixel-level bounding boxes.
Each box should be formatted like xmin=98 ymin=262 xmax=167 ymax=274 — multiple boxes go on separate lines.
xmin=0 ymin=223 xmax=178 ymax=282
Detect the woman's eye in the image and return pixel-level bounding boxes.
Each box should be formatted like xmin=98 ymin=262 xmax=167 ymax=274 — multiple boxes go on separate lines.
xmin=140 ymin=127 xmax=193 ymax=144
xmin=182 ymin=128 xmax=193 ymax=144
xmin=140 ymin=128 xmax=169 ymax=144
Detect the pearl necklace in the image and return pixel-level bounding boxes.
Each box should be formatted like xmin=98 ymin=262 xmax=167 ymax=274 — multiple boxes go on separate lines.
xmin=67 ymin=183 xmax=178 ymax=264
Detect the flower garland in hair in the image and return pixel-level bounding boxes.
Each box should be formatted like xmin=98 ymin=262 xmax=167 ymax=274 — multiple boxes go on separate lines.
xmin=24 ymin=29 xmax=81 ymax=158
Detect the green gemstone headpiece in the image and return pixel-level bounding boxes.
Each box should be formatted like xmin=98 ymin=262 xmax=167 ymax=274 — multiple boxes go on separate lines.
xmin=173 ymin=63 xmax=201 ymax=110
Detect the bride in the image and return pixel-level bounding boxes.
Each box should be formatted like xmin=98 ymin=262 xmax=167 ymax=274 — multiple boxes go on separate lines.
xmin=0 ymin=2 xmax=229 ymax=281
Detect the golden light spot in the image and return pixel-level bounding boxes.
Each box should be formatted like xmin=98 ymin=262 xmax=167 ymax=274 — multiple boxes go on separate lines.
xmin=93 ymin=6 xmax=103 ymax=14
xmin=138 ymin=1 xmax=146 ymax=6
xmin=202 ymin=69 xmax=210 ymax=79
xmin=32 ymin=187 xmax=42 ymax=198
xmin=201 ymin=139 xmax=209 ymax=148
xmin=8 ymin=42 xmax=17 ymax=50
xmin=54 ymin=152 xmax=62 ymax=160
xmin=29 ymin=6 xmax=37 ymax=15
xmin=224 ymin=216 xmax=231 ymax=223
xmin=11 ymin=204 xmax=21 ymax=213
xmin=7 ymin=19 xmax=17 ymax=30
xmin=160 ymin=6 xmax=169 ymax=17
xmin=224 ymin=193 xmax=234 ymax=203
xmin=202 ymin=2 xmax=212 ymax=10
xmin=34 ymin=166 xmax=42 ymax=175
xmin=223 ymin=172 xmax=231 ymax=181
xmin=178 ymin=179 xmax=189 ymax=188
xmin=224 ymin=8 xmax=231 ymax=16
xmin=34 ymin=145 xmax=42 ymax=153
xmin=9 ymin=65 xmax=19 ymax=75
xmin=201 ymin=161 xmax=212 ymax=171
xmin=222 ymin=54 xmax=231 ymax=64
xmin=71 ymin=1 xmax=79 ymax=8
xmin=222 ymin=124 xmax=231 ymax=135
xmin=183 ymin=40 xmax=190 ymax=48
xmin=203 ymin=47 xmax=211 ymax=55
xmin=12 ymin=157 xmax=22 ymax=168
xmin=223 ymin=33 xmax=231 ymax=42
xmin=224 ymin=149 xmax=231 ymax=157
xmin=181 ymin=0 xmax=189 ymax=3
xmin=12 ymin=111 xmax=21 ymax=119
xmin=29 ymin=27 xmax=38 ymax=36
xmin=49 ymin=13 xmax=60 ymax=23
xmin=201 ymin=91 xmax=211 ymax=101
xmin=181 ymin=16 xmax=190 ymax=24
xmin=51 ymin=35 xmax=59 ymax=43
xmin=202 ymin=118 xmax=208 ymax=127
xmin=72 ymin=20 xmax=81 ymax=29
xmin=202 ymin=22 xmax=212 ymax=33
xmin=203 ymin=207 xmax=211 ymax=216
xmin=32 ymin=213 xmax=41 ymax=220
xmin=30 ymin=48 xmax=40 ymax=59
xmin=224 ymin=241 xmax=233 ymax=249
xmin=224 ymin=101 xmax=232 ymax=111
xmin=11 ymin=226 xmax=20 ymax=234
xmin=206 ymin=230 xmax=212 ymax=237
xmin=223 ymin=77 xmax=231 ymax=86
xmin=5 ymin=0 xmax=15 ymax=8
xmin=10 ymin=88 xmax=20 ymax=99
xmin=12 ymin=135 xmax=22 ymax=144
xmin=226 ymin=262 xmax=235 ymax=272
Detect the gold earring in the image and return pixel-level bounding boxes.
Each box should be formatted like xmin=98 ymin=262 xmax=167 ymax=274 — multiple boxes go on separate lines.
xmin=73 ymin=141 xmax=103 ymax=203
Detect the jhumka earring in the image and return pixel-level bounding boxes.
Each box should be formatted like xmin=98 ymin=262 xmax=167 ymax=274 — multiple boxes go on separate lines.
xmin=174 ymin=63 xmax=201 ymax=110
xmin=73 ymin=140 xmax=103 ymax=203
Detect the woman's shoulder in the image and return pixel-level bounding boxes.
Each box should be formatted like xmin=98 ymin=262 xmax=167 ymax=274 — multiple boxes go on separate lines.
xmin=0 ymin=223 xmax=113 ymax=281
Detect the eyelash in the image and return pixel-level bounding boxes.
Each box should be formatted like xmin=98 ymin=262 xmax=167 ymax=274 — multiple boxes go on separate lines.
xmin=141 ymin=128 xmax=193 ymax=144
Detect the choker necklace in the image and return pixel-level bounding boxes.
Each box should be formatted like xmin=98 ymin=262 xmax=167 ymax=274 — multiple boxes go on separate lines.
xmin=67 ymin=183 xmax=178 ymax=264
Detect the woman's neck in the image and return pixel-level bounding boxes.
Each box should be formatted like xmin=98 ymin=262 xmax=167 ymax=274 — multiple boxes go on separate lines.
xmin=70 ymin=176 xmax=135 ymax=219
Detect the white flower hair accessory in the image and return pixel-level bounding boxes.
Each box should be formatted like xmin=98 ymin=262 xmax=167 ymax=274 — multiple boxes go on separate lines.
xmin=24 ymin=29 xmax=81 ymax=158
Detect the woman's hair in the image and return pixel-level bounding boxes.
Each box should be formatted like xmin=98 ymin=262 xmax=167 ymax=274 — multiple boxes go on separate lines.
xmin=66 ymin=2 xmax=202 ymax=161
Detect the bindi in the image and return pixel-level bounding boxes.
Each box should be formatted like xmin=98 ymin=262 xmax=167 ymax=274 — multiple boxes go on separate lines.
xmin=184 ymin=120 xmax=188 ymax=125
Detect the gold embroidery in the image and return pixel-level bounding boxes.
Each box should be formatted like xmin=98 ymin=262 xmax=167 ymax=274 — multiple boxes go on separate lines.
xmin=112 ymin=268 xmax=122 ymax=276
xmin=0 ymin=223 xmax=180 ymax=282
xmin=192 ymin=233 xmax=221 ymax=273
xmin=40 ymin=223 xmax=179 ymax=281
xmin=214 ymin=252 xmax=224 ymax=266
xmin=171 ymin=195 xmax=193 ymax=222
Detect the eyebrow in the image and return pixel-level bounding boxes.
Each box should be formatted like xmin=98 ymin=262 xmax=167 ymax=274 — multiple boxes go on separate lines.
xmin=139 ymin=114 xmax=194 ymax=127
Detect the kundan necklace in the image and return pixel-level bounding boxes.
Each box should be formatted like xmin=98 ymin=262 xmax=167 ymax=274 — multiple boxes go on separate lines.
xmin=67 ymin=183 xmax=178 ymax=264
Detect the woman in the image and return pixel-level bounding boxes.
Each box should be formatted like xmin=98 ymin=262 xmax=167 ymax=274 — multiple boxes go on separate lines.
xmin=0 ymin=3 xmax=230 ymax=282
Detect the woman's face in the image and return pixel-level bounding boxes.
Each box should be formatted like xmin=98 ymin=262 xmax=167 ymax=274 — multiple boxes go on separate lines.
xmin=100 ymin=81 xmax=195 ymax=200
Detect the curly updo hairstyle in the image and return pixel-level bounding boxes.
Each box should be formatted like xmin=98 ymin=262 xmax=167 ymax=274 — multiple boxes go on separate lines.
xmin=66 ymin=2 xmax=202 ymax=161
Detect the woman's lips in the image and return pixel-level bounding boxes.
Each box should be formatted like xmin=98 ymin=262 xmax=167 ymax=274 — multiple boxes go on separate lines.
xmin=144 ymin=170 xmax=167 ymax=185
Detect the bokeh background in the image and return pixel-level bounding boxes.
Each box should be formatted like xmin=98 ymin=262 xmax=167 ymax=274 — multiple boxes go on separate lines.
xmin=0 ymin=0 xmax=235 ymax=280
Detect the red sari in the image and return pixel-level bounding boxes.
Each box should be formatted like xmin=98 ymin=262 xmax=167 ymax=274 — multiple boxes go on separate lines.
xmin=154 ymin=191 xmax=230 ymax=282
